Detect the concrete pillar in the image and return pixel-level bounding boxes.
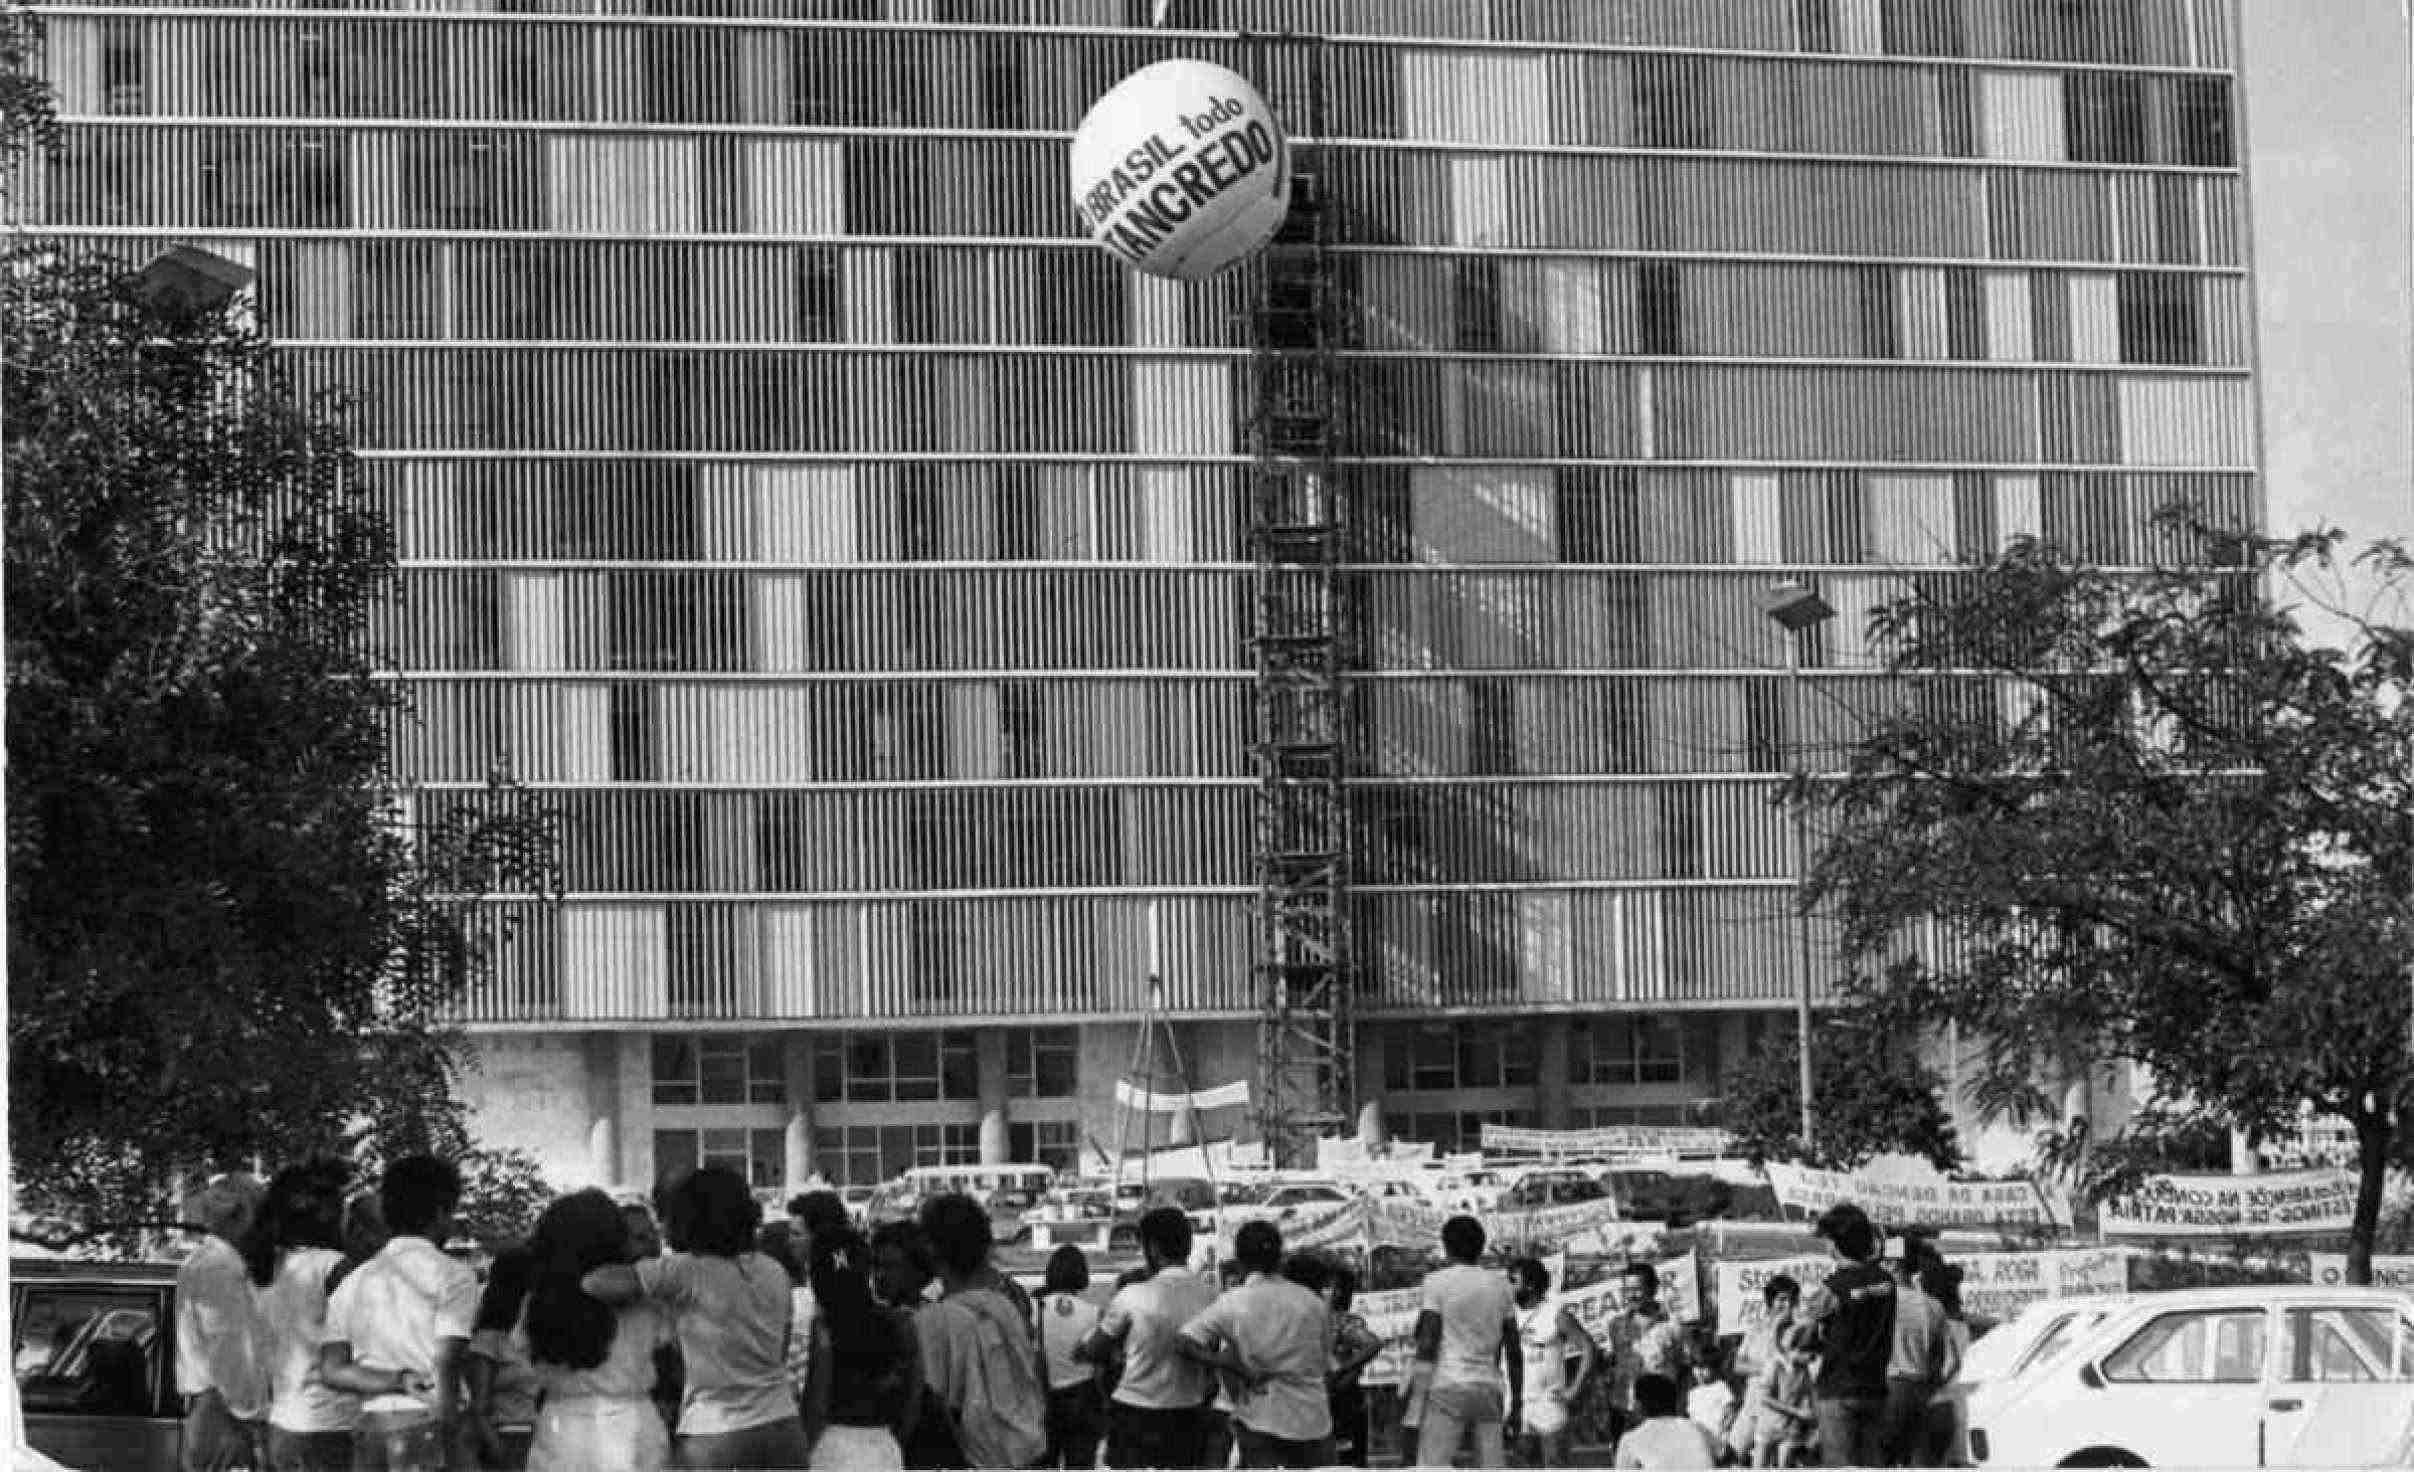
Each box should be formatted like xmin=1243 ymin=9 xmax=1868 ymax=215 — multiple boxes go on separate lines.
xmin=783 ymin=1032 xmax=816 ymax=1191
xmin=1357 ymin=1100 xmax=1388 ymax=1147
xmin=1717 ymin=1014 xmax=1752 ymax=1090
xmin=584 ymin=1032 xmax=622 ymax=1189
xmin=616 ymin=1032 xmax=654 ymax=1193
xmin=1169 ymin=1105 xmax=1196 ymax=1147
xmin=978 ymin=1030 xmax=1012 ymax=1165
xmin=1537 ymin=1016 xmax=1574 ymax=1130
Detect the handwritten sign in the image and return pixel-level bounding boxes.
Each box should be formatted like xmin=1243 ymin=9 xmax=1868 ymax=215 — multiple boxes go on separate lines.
xmin=1952 ymin=1249 xmax=2132 ymax=1323
xmin=1713 ymin=1249 xmax=2132 ymax=1336
xmin=1713 ymin=1255 xmax=1838 ymax=1336
xmin=1763 ymin=1160 xmax=2067 ymax=1230
xmin=2099 ymin=1170 xmax=2357 ymax=1237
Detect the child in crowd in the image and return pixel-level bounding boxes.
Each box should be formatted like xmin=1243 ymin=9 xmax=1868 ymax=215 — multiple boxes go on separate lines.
xmin=1747 ymin=1321 xmax=1820 ymax=1469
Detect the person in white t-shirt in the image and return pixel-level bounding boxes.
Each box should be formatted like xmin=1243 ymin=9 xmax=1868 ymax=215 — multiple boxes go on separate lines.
xmin=1507 ymin=1257 xmax=1601 ymax=1470
xmin=1036 ymin=1246 xmax=1105 ymax=1469
xmin=178 ymin=1172 xmax=271 ymax=1472
xmin=1410 ymin=1215 xmax=1522 ymax=1470
xmin=1613 ymin=1374 xmax=1722 ymax=1470
xmin=1178 ymin=1221 xmax=1333 ymax=1469
xmin=1078 ymin=1206 xmax=1217 ymax=1470
xmin=319 ymin=1155 xmax=480 ymax=1472
xmin=582 ymin=1166 xmax=812 ymax=1469
xmin=240 ymin=1159 xmax=360 ymax=1472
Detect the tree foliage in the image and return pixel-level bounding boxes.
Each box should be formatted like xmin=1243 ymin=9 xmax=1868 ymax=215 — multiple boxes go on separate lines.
xmin=5 ymin=242 xmax=562 ymax=1246
xmin=1799 ymin=520 xmax=2414 ymax=1280
xmin=1719 ymin=1008 xmax=1963 ymax=1174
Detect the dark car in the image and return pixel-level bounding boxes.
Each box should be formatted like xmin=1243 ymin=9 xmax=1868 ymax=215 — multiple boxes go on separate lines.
xmin=1601 ymin=1168 xmax=1734 ymax=1224
xmin=1497 ymin=1170 xmax=1610 ymax=1210
xmin=13 ymin=1258 xmax=182 ymax=1471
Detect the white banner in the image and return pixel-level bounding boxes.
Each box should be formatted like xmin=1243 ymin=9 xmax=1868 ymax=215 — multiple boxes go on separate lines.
xmin=1113 ymin=1078 xmax=1251 ymax=1113
xmin=2099 ymin=1169 xmax=2358 ymax=1237
xmin=1713 ymin=1249 xmax=2133 ymax=1336
xmin=1951 ymin=1248 xmax=2133 ymax=1324
xmin=1763 ymin=1158 xmax=2068 ymax=1229
xmin=1353 ymin=1257 xmax=1698 ymax=1387
xmin=2308 ymin=1252 xmax=2414 ymax=1289
xmin=1714 ymin=1255 xmax=1838 ymax=1337
xmin=1481 ymin=1123 xmax=1734 ymax=1159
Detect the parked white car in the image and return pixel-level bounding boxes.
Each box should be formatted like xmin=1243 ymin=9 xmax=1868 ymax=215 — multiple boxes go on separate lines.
xmin=1428 ymin=1169 xmax=1510 ymax=1213
xmin=1937 ymin=1295 xmax=2134 ymax=1465
xmin=1966 ymin=1285 xmax=2414 ymax=1468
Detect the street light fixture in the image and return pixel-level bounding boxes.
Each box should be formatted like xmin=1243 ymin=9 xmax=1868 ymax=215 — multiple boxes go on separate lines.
xmin=1763 ymin=578 xmax=1835 ymax=1152
xmin=131 ymin=244 xmax=254 ymax=316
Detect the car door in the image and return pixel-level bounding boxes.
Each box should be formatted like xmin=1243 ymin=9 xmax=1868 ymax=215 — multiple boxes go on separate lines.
xmin=13 ymin=1277 xmax=180 ymax=1472
xmin=2066 ymin=1305 xmax=2271 ymax=1467
xmin=2263 ymin=1303 xmax=2414 ymax=1468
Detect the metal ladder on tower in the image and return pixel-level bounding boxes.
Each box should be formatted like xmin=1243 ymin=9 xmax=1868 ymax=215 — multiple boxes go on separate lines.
xmin=1243 ymin=34 xmax=1354 ymax=1171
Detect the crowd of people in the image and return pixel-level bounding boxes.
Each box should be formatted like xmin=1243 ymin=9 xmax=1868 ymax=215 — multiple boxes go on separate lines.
xmin=169 ymin=1156 xmax=1961 ymax=1471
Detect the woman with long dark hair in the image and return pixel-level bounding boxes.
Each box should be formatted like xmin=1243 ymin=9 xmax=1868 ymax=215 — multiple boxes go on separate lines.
xmin=522 ymin=1189 xmax=677 ymax=1472
xmin=241 ymin=1158 xmax=359 ymax=1472
xmin=801 ymin=1223 xmax=922 ymax=1470
xmin=582 ymin=1166 xmax=812 ymax=1469
xmin=467 ymin=1246 xmax=542 ymax=1468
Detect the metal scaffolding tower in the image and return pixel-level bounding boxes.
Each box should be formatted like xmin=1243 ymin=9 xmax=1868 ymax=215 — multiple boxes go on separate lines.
xmin=1244 ymin=36 xmax=1354 ymax=1169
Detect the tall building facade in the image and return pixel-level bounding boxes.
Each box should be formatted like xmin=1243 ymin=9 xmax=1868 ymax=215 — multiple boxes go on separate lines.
xmin=27 ymin=0 xmax=2260 ymax=1193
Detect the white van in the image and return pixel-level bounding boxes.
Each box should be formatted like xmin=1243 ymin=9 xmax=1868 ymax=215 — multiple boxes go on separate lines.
xmin=1966 ymin=1284 xmax=2414 ymax=1468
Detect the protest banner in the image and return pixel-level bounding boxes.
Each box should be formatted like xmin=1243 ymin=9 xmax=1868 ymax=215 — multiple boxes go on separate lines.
xmin=1358 ymin=1255 xmax=1699 ymax=1385
xmin=1951 ymin=1248 xmax=2132 ymax=1324
xmin=1713 ymin=1255 xmax=1836 ymax=1336
xmin=1480 ymin=1123 xmax=1734 ymax=1160
xmin=1712 ymin=1248 xmax=2131 ymax=1337
xmin=2099 ymin=1169 xmax=2357 ymax=1237
xmin=2308 ymin=1252 xmax=2414 ymax=1289
xmin=1762 ymin=1158 xmax=2068 ymax=1230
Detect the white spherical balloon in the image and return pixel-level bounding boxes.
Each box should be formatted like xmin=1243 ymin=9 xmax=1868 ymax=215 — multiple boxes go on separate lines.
xmin=1069 ymin=59 xmax=1290 ymax=283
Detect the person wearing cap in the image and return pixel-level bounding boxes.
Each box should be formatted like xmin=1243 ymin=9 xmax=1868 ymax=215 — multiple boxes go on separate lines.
xmin=1798 ymin=1203 xmax=1897 ymax=1469
xmin=177 ymin=1172 xmax=271 ymax=1472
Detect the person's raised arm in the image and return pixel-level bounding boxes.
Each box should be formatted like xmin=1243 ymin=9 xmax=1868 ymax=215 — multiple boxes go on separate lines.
xmin=580 ymin=1263 xmax=644 ymax=1305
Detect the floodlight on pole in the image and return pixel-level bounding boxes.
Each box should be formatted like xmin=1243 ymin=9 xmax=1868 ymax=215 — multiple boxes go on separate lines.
xmin=1763 ymin=578 xmax=1836 ymax=1154
xmin=132 ymin=244 xmax=254 ymax=316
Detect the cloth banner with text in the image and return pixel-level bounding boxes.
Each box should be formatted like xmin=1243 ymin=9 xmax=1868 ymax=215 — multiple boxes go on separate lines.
xmin=1355 ymin=1253 xmax=1700 ymax=1387
xmin=1712 ymin=1248 xmax=2132 ymax=1337
xmin=1479 ymin=1123 xmax=1735 ymax=1160
xmin=1762 ymin=1158 xmax=2069 ymax=1230
xmin=2098 ymin=1169 xmax=2357 ymax=1237
xmin=1113 ymin=1079 xmax=1251 ymax=1113
xmin=2309 ymin=1252 xmax=2414 ymax=1289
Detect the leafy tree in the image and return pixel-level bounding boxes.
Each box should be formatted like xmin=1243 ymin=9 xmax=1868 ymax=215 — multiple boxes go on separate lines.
xmin=5 ymin=239 xmax=562 ymax=1248
xmin=1797 ymin=521 xmax=2413 ymax=1281
xmin=1719 ymin=1008 xmax=1963 ymax=1174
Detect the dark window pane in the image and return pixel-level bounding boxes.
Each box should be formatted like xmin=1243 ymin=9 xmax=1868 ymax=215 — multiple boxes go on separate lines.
xmin=2176 ymin=78 xmax=2235 ymax=166
xmin=2116 ymin=272 xmax=2200 ymax=365
xmin=1638 ymin=261 xmax=1683 ymax=355
xmin=654 ymin=1131 xmax=700 ymax=1187
xmin=1453 ymin=257 xmax=1503 ymax=352
xmin=2067 ymin=72 xmax=2149 ymax=163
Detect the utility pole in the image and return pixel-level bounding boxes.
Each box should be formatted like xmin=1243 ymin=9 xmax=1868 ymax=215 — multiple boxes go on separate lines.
xmin=1765 ymin=579 xmax=1836 ymax=1153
